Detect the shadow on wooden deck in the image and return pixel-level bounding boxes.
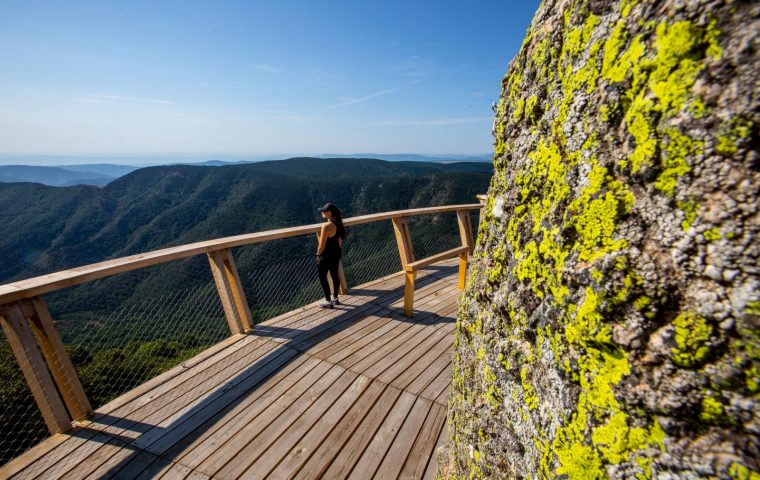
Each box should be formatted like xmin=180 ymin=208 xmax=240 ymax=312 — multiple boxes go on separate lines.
xmin=5 ymin=263 xmax=460 ymax=480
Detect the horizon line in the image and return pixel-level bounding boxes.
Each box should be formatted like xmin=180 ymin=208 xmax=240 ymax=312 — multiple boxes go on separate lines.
xmin=0 ymin=152 xmax=492 ymax=157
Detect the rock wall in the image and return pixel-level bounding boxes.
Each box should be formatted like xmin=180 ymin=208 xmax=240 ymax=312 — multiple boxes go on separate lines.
xmin=446 ymin=0 xmax=759 ymax=478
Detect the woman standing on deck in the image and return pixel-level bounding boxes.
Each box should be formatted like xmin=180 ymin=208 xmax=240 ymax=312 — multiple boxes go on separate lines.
xmin=316 ymin=203 xmax=347 ymax=308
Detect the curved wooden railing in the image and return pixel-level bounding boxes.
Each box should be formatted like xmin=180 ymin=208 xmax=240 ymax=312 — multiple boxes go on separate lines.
xmin=0 ymin=202 xmax=482 ymax=442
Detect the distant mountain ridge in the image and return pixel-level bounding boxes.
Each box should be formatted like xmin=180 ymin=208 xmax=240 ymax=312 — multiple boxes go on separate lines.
xmin=0 ymin=154 xmax=492 ymax=186
xmin=317 ymin=153 xmax=492 ymax=163
xmin=0 ymin=157 xmax=492 ymax=284
xmin=59 ymin=164 xmax=141 ymax=177
xmin=0 ymin=165 xmax=117 ymax=187
xmin=173 ymin=154 xmax=492 ymax=167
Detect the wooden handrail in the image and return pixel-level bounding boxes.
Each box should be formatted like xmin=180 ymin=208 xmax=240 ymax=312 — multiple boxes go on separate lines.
xmin=343 ymin=203 xmax=480 ymax=226
xmin=403 ymin=246 xmax=470 ymax=272
xmin=0 ymin=203 xmax=482 ymax=305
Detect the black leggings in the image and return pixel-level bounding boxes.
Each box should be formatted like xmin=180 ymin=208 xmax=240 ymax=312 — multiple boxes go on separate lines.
xmin=318 ymin=253 xmax=341 ymax=301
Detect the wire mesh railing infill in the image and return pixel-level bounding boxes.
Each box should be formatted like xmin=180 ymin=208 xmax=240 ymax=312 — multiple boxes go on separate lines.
xmin=45 ymin=255 xmax=228 ymax=409
xmin=0 ymin=339 xmax=51 ymax=466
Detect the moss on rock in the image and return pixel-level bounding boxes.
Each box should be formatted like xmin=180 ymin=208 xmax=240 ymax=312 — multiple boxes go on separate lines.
xmin=445 ymin=0 xmax=760 ymax=478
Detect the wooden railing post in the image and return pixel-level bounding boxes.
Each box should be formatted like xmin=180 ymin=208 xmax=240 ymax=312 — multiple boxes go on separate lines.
xmin=391 ymin=217 xmax=415 ymax=267
xmin=458 ymin=252 xmax=468 ymax=290
xmin=394 ymin=216 xmax=417 ymax=317
xmin=208 ymin=249 xmax=253 ymax=334
xmin=456 ymin=209 xmax=474 ymax=291
xmin=0 ymin=303 xmax=71 ymax=434
xmin=337 ymin=264 xmax=347 ymax=295
xmin=403 ymin=269 xmax=415 ymax=317
xmin=316 ymin=231 xmax=347 ymax=295
xmin=457 ymin=210 xmax=475 ymax=255
xmin=22 ymin=297 xmax=92 ymax=421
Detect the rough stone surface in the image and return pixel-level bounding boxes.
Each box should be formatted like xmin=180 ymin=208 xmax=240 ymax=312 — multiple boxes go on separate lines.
xmin=445 ymin=0 xmax=759 ymax=478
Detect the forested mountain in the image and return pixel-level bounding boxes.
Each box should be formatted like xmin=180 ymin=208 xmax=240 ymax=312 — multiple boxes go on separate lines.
xmin=0 ymin=157 xmax=491 ymax=284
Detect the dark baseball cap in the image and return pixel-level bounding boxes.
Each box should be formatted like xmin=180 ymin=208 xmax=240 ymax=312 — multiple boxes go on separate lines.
xmin=319 ymin=202 xmax=335 ymax=212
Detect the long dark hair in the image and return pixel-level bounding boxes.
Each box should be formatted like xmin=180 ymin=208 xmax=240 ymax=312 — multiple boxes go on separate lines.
xmin=326 ymin=204 xmax=348 ymax=240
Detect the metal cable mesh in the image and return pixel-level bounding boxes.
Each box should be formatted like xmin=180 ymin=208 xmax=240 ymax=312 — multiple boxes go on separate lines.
xmin=407 ymin=212 xmax=465 ymax=259
xmin=233 ymin=226 xmax=403 ymax=324
xmin=241 ymin=254 xmax=326 ymax=323
xmin=233 ymin=218 xmax=469 ymax=325
xmin=342 ymin=221 xmax=404 ymax=286
xmin=0 ymin=340 xmax=50 ymax=466
xmin=235 ymin=236 xmax=320 ymax=323
xmin=414 ymin=231 xmax=464 ymax=258
xmin=342 ymin=237 xmax=401 ymax=286
xmin=44 ymin=255 xmax=228 ymax=409
xmin=240 ymin=241 xmax=403 ymax=313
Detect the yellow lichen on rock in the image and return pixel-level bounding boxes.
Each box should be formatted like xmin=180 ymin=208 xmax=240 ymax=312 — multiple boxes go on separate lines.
xmin=447 ymin=0 xmax=759 ymax=478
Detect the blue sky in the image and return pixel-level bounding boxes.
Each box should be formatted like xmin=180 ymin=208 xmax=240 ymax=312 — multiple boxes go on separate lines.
xmin=0 ymin=0 xmax=541 ymax=160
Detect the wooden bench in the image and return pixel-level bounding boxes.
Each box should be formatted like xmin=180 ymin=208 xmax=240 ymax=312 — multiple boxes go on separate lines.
xmin=402 ymin=245 xmax=470 ymax=317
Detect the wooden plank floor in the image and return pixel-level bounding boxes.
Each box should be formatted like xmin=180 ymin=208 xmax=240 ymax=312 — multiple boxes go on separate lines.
xmin=1 ymin=260 xmax=461 ymax=480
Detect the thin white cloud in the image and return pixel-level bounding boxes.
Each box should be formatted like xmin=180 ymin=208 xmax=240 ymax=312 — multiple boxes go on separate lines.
xmin=326 ymin=81 xmax=419 ymax=110
xmin=303 ymin=67 xmax=347 ymax=85
xmin=326 ymin=86 xmax=402 ymax=110
xmin=252 ymin=63 xmax=284 ymax=73
xmin=79 ymin=94 xmax=179 ymax=106
xmin=369 ymin=116 xmax=490 ymax=127
xmin=382 ymin=55 xmax=430 ymax=79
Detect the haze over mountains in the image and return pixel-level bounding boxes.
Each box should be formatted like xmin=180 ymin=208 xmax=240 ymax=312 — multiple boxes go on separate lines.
xmin=0 ymin=164 xmax=140 ymax=186
xmin=0 ymin=154 xmax=491 ymax=186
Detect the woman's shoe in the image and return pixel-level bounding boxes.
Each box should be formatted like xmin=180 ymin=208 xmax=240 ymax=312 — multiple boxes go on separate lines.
xmin=318 ymin=300 xmax=334 ymax=309
xmin=331 ymin=296 xmax=341 ymax=305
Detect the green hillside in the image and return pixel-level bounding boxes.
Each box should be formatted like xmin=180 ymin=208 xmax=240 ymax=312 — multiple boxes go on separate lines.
xmin=0 ymin=157 xmax=491 ymax=283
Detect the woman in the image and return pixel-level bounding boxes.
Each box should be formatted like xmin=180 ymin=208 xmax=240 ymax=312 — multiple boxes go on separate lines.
xmin=316 ymin=202 xmax=348 ymax=308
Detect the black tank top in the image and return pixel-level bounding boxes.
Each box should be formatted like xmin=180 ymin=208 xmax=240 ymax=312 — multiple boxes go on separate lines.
xmin=324 ymin=222 xmax=342 ymax=256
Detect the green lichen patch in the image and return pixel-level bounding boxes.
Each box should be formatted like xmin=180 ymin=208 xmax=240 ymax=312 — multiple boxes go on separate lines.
xmin=677 ymin=198 xmax=700 ymax=231
xmin=699 ymin=392 xmax=726 ymax=423
xmin=602 ymin=22 xmax=645 ymax=84
xmin=728 ymin=462 xmax=760 ymax=480
xmin=619 ymin=0 xmax=641 ymax=18
xmin=604 ymin=17 xmax=722 ymax=198
xmin=622 ymin=96 xmax=658 ymax=173
xmin=566 ymin=163 xmax=635 ymax=262
xmin=703 ymin=227 xmax=721 ymax=242
xmin=521 ymin=366 xmax=540 ymax=411
xmin=518 ymin=140 xmax=571 ymax=231
xmin=672 ymin=311 xmax=713 ymax=368
xmin=592 ymin=412 xmax=664 ymax=464
xmin=566 ymin=287 xmax=611 ymax=346
xmin=716 ymin=116 xmax=753 ymax=157
xmin=550 ymin=345 xmax=651 ymax=480
xmin=648 ymin=21 xmax=716 ymax=112
xmin=732 ymin=311 xmax=760 ymax=394
xmin=654 ymin=129 xmax=703 ymax=195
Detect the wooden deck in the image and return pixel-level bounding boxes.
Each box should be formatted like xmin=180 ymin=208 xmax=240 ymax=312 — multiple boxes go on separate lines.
xmin=2 ymin=261 xmax=461 ymax=480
